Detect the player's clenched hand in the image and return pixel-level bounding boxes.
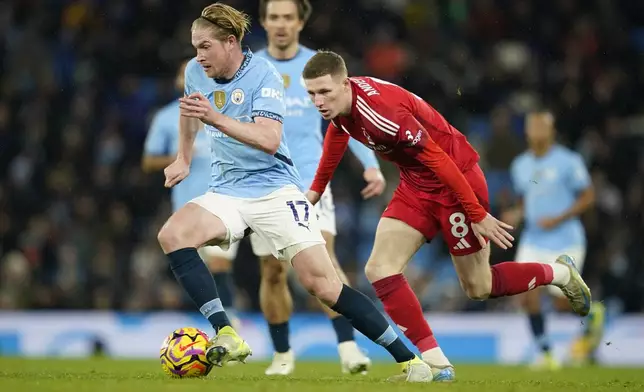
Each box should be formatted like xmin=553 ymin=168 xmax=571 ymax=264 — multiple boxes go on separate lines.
xmin=500 ymin=207 xmax=523 ymax=228
xmin=306 ymin=190 xmax=321 ymax=206
xmin=179 ymin=93 xmax=220 ymax=126
xmin=361 ymin=167 xmax=386 ymax=199
xmin=471 ymin=214 xmax=515 ymax=250
xmin=164 ymin=159 xmax=189 ymax=188
xmin=538 ymin=216 xmax=563 ymax=230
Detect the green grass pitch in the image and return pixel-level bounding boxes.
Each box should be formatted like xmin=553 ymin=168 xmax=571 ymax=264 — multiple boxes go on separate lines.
xmin=0 ymin=358 xmax=642 ymax=392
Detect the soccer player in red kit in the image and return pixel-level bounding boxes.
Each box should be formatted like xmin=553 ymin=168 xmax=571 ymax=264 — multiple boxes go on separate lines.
xmin=301 ymin=51 xmax=592 ymax=380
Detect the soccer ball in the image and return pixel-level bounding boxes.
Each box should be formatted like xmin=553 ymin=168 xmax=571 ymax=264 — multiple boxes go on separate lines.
xmin=160 ymin=327 xmax=213 ymax=378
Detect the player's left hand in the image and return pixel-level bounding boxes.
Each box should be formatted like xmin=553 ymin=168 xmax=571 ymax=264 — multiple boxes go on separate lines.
xmin=361 ymin=168 xmax=386 ymax=199
xmin=538 ymin=216 xmax=562 ymax=230
xmin=179 ymin=93 xmax=221 ymax=126
xmin=471 ymin=214 xmax=515 ymax=250
xmin=306 ymin=190 xmax=321 ymax=206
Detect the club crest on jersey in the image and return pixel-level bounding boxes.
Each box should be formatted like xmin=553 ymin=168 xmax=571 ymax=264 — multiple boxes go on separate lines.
xmin=214 ymin=90 xmax=226 ymax=109
xmin=231 ymin=88 xmax=244 ymax=105
xmin=282 ymin=74 xmax=291 ymax=88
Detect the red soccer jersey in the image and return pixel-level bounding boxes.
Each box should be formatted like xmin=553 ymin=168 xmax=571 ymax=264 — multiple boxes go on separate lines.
xmin=311 ymin=76 xmax=488 ymax=223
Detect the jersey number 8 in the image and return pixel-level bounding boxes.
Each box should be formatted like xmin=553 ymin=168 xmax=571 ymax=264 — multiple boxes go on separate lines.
xmin=449 ymin=212 xmax=469 ymax=238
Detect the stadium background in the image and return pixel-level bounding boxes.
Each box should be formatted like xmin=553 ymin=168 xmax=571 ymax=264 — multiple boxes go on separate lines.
xmin=1 ymin=0 xmax=643 ymax=365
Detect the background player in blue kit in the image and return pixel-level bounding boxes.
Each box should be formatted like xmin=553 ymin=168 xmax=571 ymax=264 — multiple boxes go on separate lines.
xmin=142 ymin=60 xmax=239 ymax=328
xmin=157 ymin=2 xmax=432 ymax=381
xmin=504 ymin=111 xmax=605 ymax=369
xmin=254 ymin=0 xmax=385 ymax=375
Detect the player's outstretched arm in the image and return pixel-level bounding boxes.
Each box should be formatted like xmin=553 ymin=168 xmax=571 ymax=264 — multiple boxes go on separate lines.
xmin=142 ymin=111 xmax=175 ymax=172
xmin=347 ymin=138 xmax=386 ymax=199
xmin=398 ymin=113 xmax=514 ymax=248
xmin=308 ymin=122 xmax=350 ymax=205
xmin=163 ymin=114 xmax=198 ymax=188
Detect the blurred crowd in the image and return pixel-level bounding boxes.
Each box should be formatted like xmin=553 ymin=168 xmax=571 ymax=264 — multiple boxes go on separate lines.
xmin=1 ymin=0 xmax=643 ymax=314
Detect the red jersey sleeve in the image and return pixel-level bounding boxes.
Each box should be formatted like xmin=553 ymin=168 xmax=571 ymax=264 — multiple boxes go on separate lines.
xmin=310 ymin=121 xmax=350 ymax=194
xmin=397 ymin=112 xmax=488 ymax=223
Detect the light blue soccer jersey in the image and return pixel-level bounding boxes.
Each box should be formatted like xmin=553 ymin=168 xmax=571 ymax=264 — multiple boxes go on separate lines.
xmin=184 ymin=48 xmax=302 ymax=198
xmin=144 ymin=100 xmax=212 ymax=211
xmin=255 ymin=46 xmax=379 ymax=187
xmin=510 ymin=145 xmax=591 ymax=250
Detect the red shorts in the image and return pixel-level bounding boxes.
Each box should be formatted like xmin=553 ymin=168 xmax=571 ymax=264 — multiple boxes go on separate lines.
xmin=382 ymin=164 xmax=490 ymax=256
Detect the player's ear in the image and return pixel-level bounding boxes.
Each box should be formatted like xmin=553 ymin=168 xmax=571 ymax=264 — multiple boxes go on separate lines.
xmin=225 ymin=34 xmax=237 ymax=49
xmin=295 ymin=19 xmax=304 ymax=32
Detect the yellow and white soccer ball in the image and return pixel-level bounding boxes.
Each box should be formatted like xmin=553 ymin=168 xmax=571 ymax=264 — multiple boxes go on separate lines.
xmin=160 ymin=327 xmax=213 ymax=378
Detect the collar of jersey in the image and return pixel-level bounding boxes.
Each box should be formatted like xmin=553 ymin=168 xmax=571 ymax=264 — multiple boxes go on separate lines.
xmin=213 ymin=46 xmax=253 ymax=84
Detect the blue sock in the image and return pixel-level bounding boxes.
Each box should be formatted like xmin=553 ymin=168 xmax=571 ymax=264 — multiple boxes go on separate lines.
xmin=167 ymin=248 xmax=230 ymax=332
xmin=212 ymin=271 xmax=234 ymax=308
xmin=331 ymin=284 xmax=414 ymax=363
xmin=331 ymin=316 xmax=354 ymax=343
xmin=268 ymin=322 xmax=290 ymax=353
xmin=529 ymin=313 xmax=550 ymax=353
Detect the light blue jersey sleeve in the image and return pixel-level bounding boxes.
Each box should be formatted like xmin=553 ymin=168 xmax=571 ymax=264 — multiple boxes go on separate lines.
xmin=348 ymin=138 xmax=380 ymax=169
xmin=567 ymin=154 xmax=591 ymax=192
xmin=251 ymin=70 xmax=285 ymax=123
xmin=509 ymin=156 xmax=526 ymax=196
xmin=184 ymin=61 xmax=196 ymax=96
xmin=144 ymin=110 xmax=172 ymax=156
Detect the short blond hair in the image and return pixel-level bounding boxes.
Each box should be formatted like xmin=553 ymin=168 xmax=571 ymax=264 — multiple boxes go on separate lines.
xmin=192 ymin=3 xmax=251 ymax=43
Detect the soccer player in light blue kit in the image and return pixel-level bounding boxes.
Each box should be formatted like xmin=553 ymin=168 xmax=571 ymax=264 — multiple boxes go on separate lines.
xmin=157 ymin=3 xmax=432 ymax=381
xmin=142 ymin=60 xmax=239 ymax=326
xmin=253 ymin=0 xmax=384 ymax=375
xmin=505 ymin=111 xmax=604 ymax=369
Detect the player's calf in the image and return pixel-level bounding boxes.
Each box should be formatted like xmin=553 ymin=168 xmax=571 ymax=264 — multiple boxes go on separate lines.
xmin=157 ymin=203 xmax=236 ymax=335
xmin=289 ymin=244 xmax=422 ymax=368
xmin=259 ymin=254 xmax=293 ymax=356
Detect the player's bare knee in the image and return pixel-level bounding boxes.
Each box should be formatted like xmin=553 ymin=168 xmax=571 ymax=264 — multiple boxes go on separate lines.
xmin=304 ymin=277 xmax=341 ymax=306
xmin=157 ymin=222 xmax=187 ymax=253
xmin=364 ymin=258 xmax=401 ymax=283
xmin=461 ymin=278 xmax=492 ymax=300
xmin=261 ymin=256 xmax=287 ymax=286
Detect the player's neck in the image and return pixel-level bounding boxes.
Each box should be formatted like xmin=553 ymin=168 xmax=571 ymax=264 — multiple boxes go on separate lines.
xmin=531 ymin=142 xmax=553 ymax=157
xmin=223 ymin=49 xmax=246 ymax=80
xmin=339 ymin=86 xmax=354 ymax=116
xmin=267 ymin=42 xmax=299 ymax=60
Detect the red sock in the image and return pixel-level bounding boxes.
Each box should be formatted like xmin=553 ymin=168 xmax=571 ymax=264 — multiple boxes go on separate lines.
xmin=372 ymin=274 xmax=438 ymax=352
xmin=490 ymin=262 xmax=554 ymax=298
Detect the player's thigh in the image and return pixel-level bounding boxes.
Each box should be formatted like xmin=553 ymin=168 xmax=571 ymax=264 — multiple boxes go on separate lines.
xmin=442 ymin=165 xmax=493 ymax=287
xmin=366 ymin=191 xmax=433 ymax=281
xmin=321 ymin=230 xmax=350 ymax=284
xmin=158 ymin=197 xmax=239 ymax=252
xmin=241 ymin=185 xmax=325 ymax=263
xmin=450 ymin=246 xmax=492 ymax=299
xmin=160 ymin=192 xmax=247 ymax=251
xmin=252 ymin=233 xmax=288 ymax=283
xmin=290 ymin=243 xmax=342 ymax=302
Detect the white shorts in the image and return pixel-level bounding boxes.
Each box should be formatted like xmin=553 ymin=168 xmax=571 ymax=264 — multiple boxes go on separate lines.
xmin=250 ymin=185 xmax=336 ymax=257
xmin=197 ymin=242 xmax=240 ymax=261
xmin=189 ymin=185 xmax=325 ymax=262
xmin=515 ymin=243 xmax=587 ymax=297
